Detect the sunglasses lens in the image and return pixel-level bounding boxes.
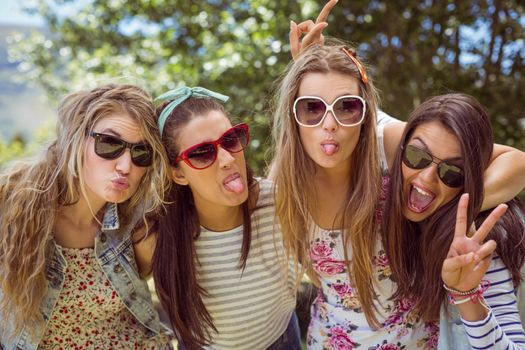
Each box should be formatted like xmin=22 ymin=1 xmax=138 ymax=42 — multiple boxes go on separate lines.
xmin=94 ymin=134 xmax=125 ymax=160
xmin=131 ymin=144 xmax=153 ymax=167
xmin=402 ymin=145 xmax=433 ymax=169
xmin=333 ymin=97 xmax=364 ymax=126
xmin=404 ymin=145 xmax=464 ymax=188
xmin=186 ymin=143 xmax=217 ymax=169
xmin=295 ymin=98 xmax=326 ymax=126
xmin=221 ymin=126 xmax=249 ymax=153
xmin=438 ymin=164 xmax=463 ymax=187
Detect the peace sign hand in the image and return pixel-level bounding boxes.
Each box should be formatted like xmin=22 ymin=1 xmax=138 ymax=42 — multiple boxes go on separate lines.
xmin=290 ymin=0 xmax=338 ymax=60
xmin=441 ymin=193 xmax=507 ymax=292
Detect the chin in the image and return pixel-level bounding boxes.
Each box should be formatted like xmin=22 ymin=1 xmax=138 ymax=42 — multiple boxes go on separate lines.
xmin=403 ymin=207 xmax=430 ymax=223
xmin=233 ymin=191 xmax=249 ymax=206
xmin=106 ymin=192 xmax=133 ymax=204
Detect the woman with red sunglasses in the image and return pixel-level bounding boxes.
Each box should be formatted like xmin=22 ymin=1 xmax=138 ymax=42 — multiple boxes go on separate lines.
xmin=133 ymin=86 xmax=300 ymax=350
xmin=0 ymin=84 xmax=173 ymax=349
xmin=381 ymin=93 xmax=525 ymax=349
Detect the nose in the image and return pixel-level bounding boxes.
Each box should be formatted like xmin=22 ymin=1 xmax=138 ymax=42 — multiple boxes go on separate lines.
xmin=217 ymin=146 xmax=236 ymax=169
xmin=322 ymin=111 xmax=338 ymax=132
xmin=115 ymin=149 xmax=132 ymax=174
xmin=418 ymin=163 xmax=439 ymax=184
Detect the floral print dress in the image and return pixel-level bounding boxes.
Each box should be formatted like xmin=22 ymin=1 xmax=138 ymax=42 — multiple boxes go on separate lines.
xmin=39 ymin=247 xmax=170 ymax=350
xmin=307 ymin=229 xmax=438 ymax=350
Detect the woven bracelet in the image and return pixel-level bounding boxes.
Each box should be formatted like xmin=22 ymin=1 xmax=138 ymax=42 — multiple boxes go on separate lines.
xmin=444 ymin=280 xmax=491 ymax=305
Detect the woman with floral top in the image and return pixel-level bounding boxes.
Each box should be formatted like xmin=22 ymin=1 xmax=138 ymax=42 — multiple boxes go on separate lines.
xmin=269 ymin=36 xmax=525 ymax=349
xmin=268 ymin=1 xmax=525 ymax=346
xmin=0 ymin=84 xmax=172 ymax=349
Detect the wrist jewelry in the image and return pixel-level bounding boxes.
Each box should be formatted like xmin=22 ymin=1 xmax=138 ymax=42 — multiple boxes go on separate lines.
xmin=444 ymin=280 xmax=491 ymax=306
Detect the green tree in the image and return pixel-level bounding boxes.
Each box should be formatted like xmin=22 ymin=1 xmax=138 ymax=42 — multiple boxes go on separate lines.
xmin=8 ymin=0 xmax=524 ymax=174
xmin=0 ymin=122 xmax=55 ymax=167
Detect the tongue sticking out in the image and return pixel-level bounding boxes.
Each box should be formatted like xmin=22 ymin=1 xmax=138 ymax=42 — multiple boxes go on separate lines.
xmin=322 ymin=144 xmax=337 ymax=156
xmin=224 ymin=177 xmax=245 ymax=194
xmin=409 ymin=186 xmax=434 ymax=211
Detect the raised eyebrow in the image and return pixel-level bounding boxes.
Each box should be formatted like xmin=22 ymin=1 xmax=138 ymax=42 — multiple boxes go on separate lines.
xmin=98 ymin=128 xmax=122 ymax=138
xmin=411 ymin=137 xmax=462 ymax=161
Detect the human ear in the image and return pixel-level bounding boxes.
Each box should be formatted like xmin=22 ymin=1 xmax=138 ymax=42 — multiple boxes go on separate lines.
xmin=171 ymin=167 xmax=189 ymax=186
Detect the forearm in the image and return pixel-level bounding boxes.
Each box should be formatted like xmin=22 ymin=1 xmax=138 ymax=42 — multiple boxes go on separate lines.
xmin=459 ymin=257 xmax=525 ymax=349
xmin=455 ymin=298 xmax=489 ymax=321
xmin=482 ymin=146 xmax=525 ymax=211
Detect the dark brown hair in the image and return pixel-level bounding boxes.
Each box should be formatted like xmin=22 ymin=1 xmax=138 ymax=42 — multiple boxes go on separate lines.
xmin=382 ymin=93 xmax=525 ymax=321
xmin=152 ymin=97 xmax=255 ymax=349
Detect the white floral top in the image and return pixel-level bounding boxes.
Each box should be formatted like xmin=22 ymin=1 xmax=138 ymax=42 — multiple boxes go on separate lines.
xmin=39 ymin=247 xmax=170 ymax=349
xmin=307 ymin=177 xmax=439 ymax=350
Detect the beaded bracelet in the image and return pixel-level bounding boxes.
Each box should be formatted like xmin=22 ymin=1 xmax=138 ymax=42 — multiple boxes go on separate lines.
xmin=444 ymin=280 xmax=491 ymax=306
xmin=443 ymin=283 xmax=480 ymax=296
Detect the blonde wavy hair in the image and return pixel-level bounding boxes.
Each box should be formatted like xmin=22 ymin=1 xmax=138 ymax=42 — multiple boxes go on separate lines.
xmin=0 ymin=84 xmax=170 ymax=336
xmin=271 ymin=40 xmax=383 ymax=327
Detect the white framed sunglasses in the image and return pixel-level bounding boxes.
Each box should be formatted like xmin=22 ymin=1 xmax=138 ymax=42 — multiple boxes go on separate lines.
xmin=293 ymin=95 xmax=366 ymax=127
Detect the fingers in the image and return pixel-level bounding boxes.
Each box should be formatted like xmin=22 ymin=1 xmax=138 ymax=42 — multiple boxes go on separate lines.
xmin=300 ymin=22 xmax=328 ymax=49
xmin=296 ymin=20 xmax=316 ymax=33
xmin=316 ymin=0 xmax=339 ymax=24
xmin=289 ymin=0 xmax=338 ymax=60
xmin=474 ymin=253 xmax=493 ymax=273
xmin=472 ymin=203 xmax=508 ymax=243
xmin=442 ymin=252 xmax=474 ymax=273
xmin=473 ymin=239 xmax=497 ymax=263
xmin=454 ymin=193 xmax=469 ymax=238
xmin=289 ymin=20 xmax=300 ymax=60
xmin=290 ymin=21 xmax=328 ymax=60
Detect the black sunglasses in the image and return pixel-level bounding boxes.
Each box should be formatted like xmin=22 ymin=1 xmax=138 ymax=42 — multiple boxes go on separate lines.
xmin=402 ymin=144 xmax=464 ymax=188
xmin=89 ymin=132 xmax=153 ymax=167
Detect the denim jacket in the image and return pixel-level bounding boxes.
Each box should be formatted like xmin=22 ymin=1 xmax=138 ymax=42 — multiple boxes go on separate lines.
xmin=0 ymin=203 xmax=164 ymax=350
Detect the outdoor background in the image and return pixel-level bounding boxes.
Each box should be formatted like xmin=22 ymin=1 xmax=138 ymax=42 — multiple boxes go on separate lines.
xmin=1 ymin=0 xmax=524 ymax=185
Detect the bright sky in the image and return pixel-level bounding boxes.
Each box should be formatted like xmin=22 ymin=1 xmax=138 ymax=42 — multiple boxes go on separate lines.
xmin=0 ymin=0 xmax=44 ymax=26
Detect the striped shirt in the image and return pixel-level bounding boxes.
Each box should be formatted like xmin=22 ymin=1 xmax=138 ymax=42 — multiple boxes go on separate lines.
xmin=195 ymin=178 xmax=296 ymax=350
xmin=461 ymin=255 xmax=525 ymax=349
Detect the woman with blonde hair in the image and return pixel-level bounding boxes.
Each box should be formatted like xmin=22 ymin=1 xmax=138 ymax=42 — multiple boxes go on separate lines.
xmin=0 ymin=84 xmax=172 ymax=349
xmin=270 ymin=38 xmax=525 ymax=348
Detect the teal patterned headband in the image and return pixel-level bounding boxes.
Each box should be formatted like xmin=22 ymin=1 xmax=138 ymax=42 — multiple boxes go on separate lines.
xmin=155 ymin=86 xmax=229 ymax=137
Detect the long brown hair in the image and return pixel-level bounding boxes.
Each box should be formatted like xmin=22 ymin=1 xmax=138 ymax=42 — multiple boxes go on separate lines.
xmin=152 ymin=97 xmax=256 ymax=349
xmin=0 ymin=84 xmax=169 ymax=337
xmin=271 ymin=40 xmax=383 ymax=327
xmin=382 ymin=93 xmax=525 ymax=321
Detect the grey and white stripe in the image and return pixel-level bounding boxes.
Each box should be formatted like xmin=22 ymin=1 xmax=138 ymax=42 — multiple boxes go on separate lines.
xmin=195 ymin=178 xmax=296 ymax=350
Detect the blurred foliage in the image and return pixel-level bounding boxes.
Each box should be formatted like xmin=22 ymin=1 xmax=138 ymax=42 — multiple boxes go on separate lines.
xmin=6 ymin=0 xmax=525 ymax=176
xmin=0 ymin=121 xmax=55 ymax=168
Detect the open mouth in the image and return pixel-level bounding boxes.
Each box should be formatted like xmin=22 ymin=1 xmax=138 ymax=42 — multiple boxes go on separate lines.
xmin=223 ymin=173 xmax=245 ymax=194
xmin=407 ymin=184 xmax=435 ymax=213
